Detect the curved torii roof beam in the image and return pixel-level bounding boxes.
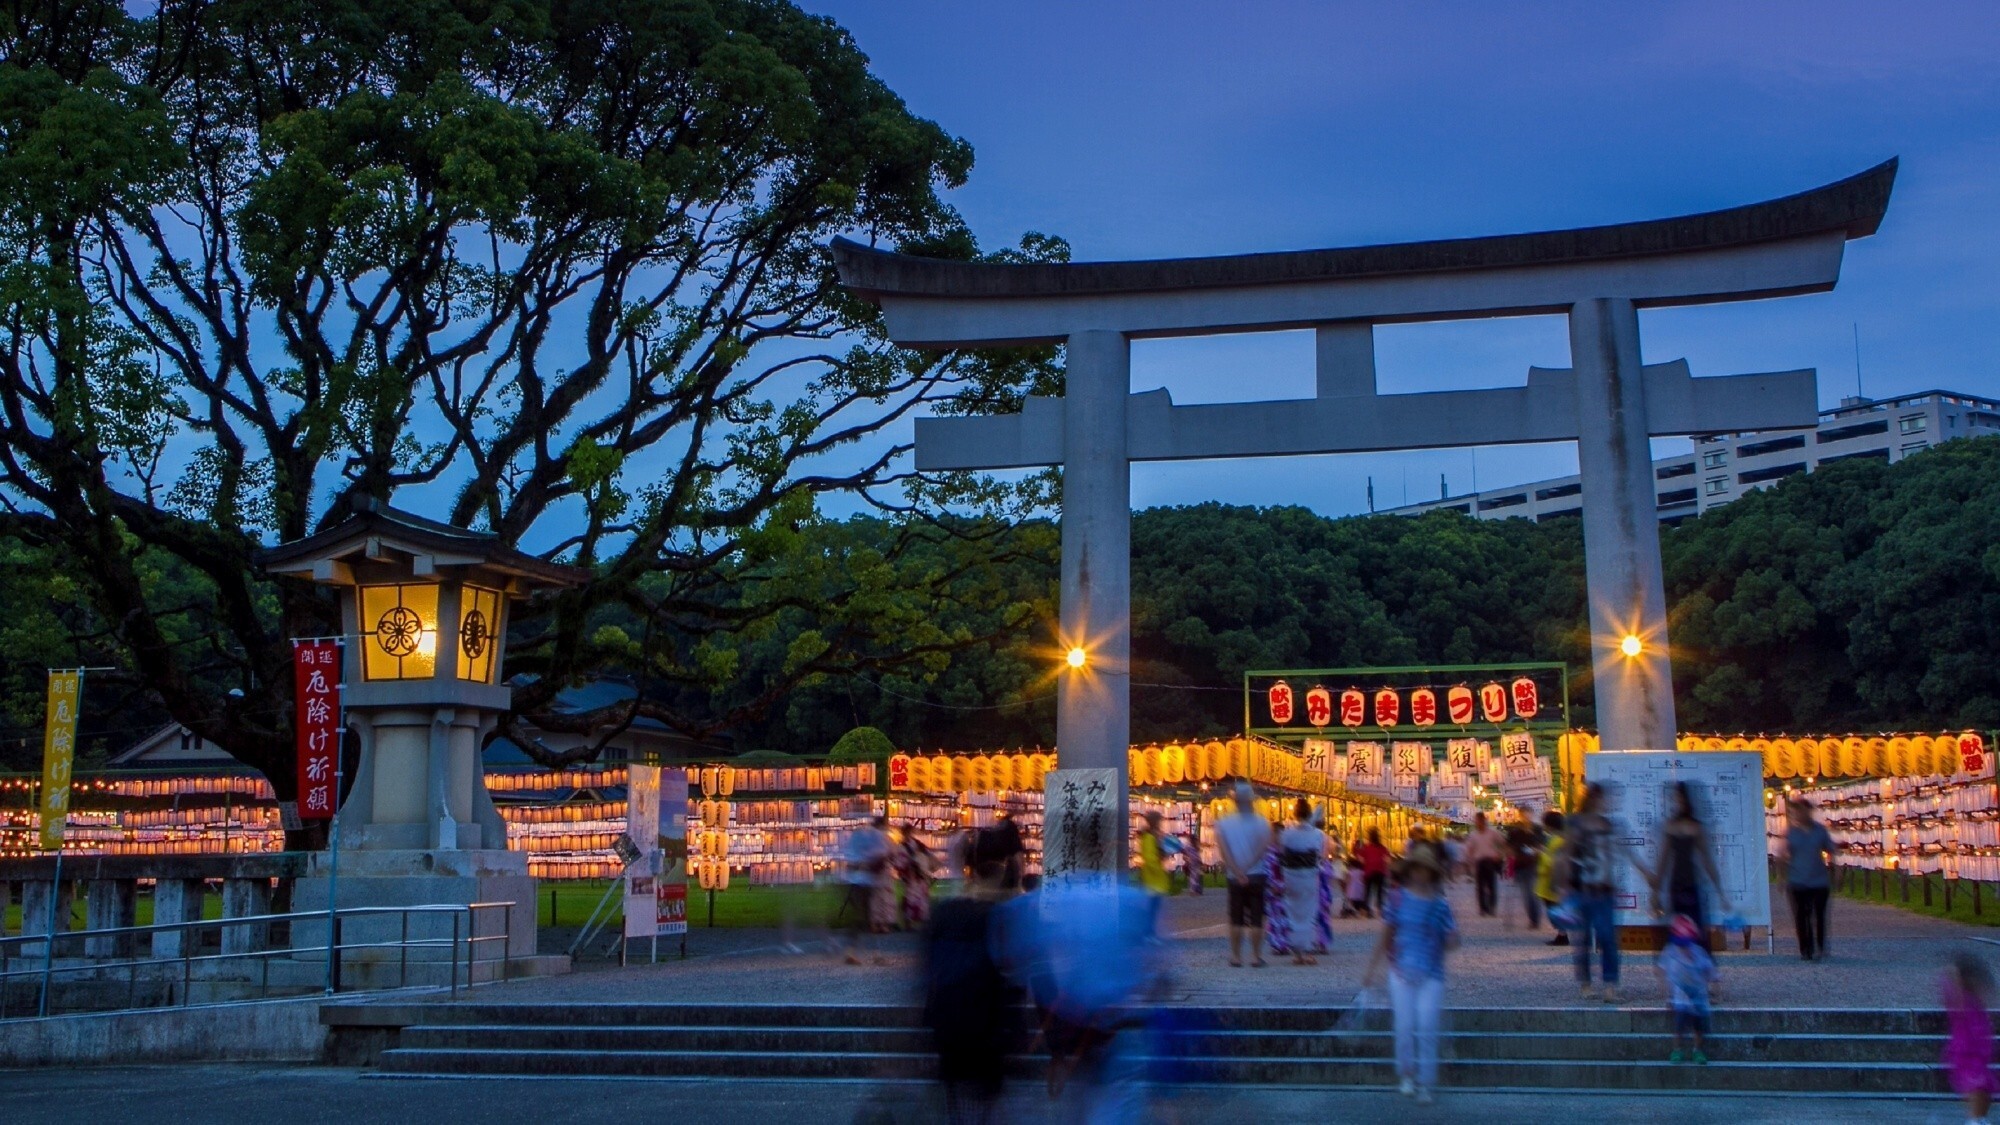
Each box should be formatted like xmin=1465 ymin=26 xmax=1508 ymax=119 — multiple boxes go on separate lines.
xmin=832 ymin=160 xmax=1896 ymax=347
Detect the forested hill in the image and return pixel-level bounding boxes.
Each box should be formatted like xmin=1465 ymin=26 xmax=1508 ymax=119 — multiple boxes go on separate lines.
xmin=4 ymin=438 xmax=1995 ymax=769
xmin=761 ymin=434 xmax=2000 ymax=753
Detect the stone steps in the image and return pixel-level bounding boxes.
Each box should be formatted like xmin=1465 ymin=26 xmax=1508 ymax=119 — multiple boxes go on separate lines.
xmin=341 ymin=1003 xmax=1949 ymax=1092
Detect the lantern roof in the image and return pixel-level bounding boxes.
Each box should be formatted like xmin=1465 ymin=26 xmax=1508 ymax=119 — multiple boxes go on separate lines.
xmin=258 ymin=497 xmax=589 ymax=591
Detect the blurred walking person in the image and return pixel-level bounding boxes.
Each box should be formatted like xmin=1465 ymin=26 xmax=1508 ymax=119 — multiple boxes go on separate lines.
xmin=1779 ymin=797 xmax=1837 ymax=961
xmin=1218 ymin=782 xmax=1274 ymax=968
xmin=1659 ymin=914 xmax=1718 ymax=1064
xmin=1466 ymin=812 xmax=1505 ymax=917
xmin=1649 ymin=782 xmax=1732 ymax=939
xmin=1557 ymin=784 xmax=1651 ymax=1002
xmin=1943 ymin=953 xmax=1997 ymax=1125
xmin=1270 ymin=799 xmax=1328 ymax=964
xmin=1505 ymin=810 xmax=1546 ymax=932
xmin=1355 ymin=829 xmax=1392 ymax=918
xmin=1363 ymin=843 xmax=1458 ymax=1104
xmin=1535 ymin=811 xmax=1569 ymax=947
xmin=921 ymin=853 xmax=1018 ymax=1125
xmin=837 ymin=816 xmax=892 ymax=965
xmin=1137 ymin=810 xmax=1182 ymax=926
xmin=901 ymin=832 xmax=937 ymax=929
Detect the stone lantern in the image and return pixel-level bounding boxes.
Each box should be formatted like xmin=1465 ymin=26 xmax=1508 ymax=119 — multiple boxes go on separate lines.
xmin=260 ymin=499 xmax=586 ymax=973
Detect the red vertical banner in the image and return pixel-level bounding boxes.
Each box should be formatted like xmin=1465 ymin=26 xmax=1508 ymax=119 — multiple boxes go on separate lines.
xmin=293 ymin=641 xmax=343 ymax=820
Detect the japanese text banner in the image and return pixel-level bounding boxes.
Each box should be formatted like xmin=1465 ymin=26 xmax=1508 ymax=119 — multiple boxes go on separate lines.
xmin=39 ymin=671 xmax=81 ymax=850
xmin=293 ymin=641 xmax=343 ymax=821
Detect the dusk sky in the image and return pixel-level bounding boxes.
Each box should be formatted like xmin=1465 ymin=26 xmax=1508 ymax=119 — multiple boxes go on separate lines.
xmin=810 ymin=0 xmax=2000 ymax=516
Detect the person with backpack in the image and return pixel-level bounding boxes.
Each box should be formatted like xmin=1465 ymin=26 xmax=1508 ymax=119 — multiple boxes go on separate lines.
xmin=1555 ymin=783 xmax=1652 ymax=1003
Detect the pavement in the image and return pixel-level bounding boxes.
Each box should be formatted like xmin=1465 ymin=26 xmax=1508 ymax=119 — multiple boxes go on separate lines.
xmin=0 ymin=1064 xmax=1964 ymax=1124
xmin=494 ymin=875 xmax=1989 ymax=1010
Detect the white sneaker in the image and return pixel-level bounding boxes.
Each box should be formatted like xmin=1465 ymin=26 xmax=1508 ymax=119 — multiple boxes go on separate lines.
xmin=1399 ymin=1077 xmax=1416 ymax=1097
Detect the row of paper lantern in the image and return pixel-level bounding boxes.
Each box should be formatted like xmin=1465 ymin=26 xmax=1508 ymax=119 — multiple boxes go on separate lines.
xmin=694 ymin=799 xmax=734 ymax=827
xmin=1674 ymin=732 xmax=1988 ymax=779
xmin=1268 ymin=678 xmax=1541 ymax=728
xmin=891 ymin=752 xmax=1058 ymax=794
xmin=888 ymin=741 xmax=1313 ymax=796
xmin=697 ymin=766 xmax=737 ymax=797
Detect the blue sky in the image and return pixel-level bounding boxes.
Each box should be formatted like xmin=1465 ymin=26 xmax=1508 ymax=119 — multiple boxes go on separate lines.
xmin=809 ymin=0 xmax=2000 ymax=516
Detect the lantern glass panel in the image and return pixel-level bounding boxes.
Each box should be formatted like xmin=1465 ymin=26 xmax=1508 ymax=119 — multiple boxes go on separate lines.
xmin=360 ymin=583 xmax=440 ymax=680
xmin=456 ymin=585 xmax=503 ymax=683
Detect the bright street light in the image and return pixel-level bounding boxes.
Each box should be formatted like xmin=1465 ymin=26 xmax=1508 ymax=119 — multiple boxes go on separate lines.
xmin=1065 ymin=646 xmax=1087 ymax=669
xmin=1619 ymin=634 xmax=1643 ymax=658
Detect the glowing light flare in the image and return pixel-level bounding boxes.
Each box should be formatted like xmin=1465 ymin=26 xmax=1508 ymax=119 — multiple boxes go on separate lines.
xmin=1619 ymin=634 xmax=1644 ymax=658
xmin=1065 ymin=646 xmax=1088 ymax=670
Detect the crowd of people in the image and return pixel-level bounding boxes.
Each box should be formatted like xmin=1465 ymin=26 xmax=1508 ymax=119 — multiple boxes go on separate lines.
xmin=823 ymin=780 xmax=1993 ymax=1120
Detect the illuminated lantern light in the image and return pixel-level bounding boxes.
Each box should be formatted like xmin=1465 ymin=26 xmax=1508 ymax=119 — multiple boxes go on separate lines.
xmin=1841 ymin=736 xmax=1866 ymax=777
xmin=1161 ymin=744 xmax=1186 ymax=785
xmin=1146 ymin=746 xmax=1168 ymax=788
xmin=1864 ymin=737 xmax=1890 ymax=776
xmin=1479 ymin=683 xmax=1508 ymax=724
xmin=1885 ymin=737 xmax=1910 ymax=777
xmin=1960 ymin=732 xmax=1990 ymax=777
xmin=1723 ymin=736 xmax=1752 ymax=753
xmin=1204 ymin=740 xmax=1227 ymax=781
xmin=906 ymin=756 xmax=932 ymax=793
xmin=1410 ymin=688 xmax=1438 ymax=728
xmin=1751 ymin=737 xmax=1775 ymax=773
xmin=1225 ymin=739 xmax=1250 ymax=778
xmin=1339 ymin=689 xmax=1366 ymax=728
xmin=1697 ymin=735 xmax=1726 ymax=752
xmin=932 ymin=755 xmax=956 ymax=793
xmin=1267 ymin=681 xmax=1295 ymax=725
xmin=1304 ymin=686 xmax=1334 ymax=729
xmin=1510 ymin=677 xmax=1539 ymax=721
xmin=1674 ymin=735 xmax=1695 ymax=753
xmin=888 ymin=754 xmax=911 ymax=791
xmin=1129 ymin=749 xmax=1147 ymax=787
xmin=1374 ymin=689 xmax=1401 ymax=728
xmin=717 ymin=766 xmax=735 ymax=797
xmin=976 ymin=754 xmax=1000 ymax=793
xmin=1447 ymin=686 xmax=1475 ymax=725
xmin=1182 ymin=742 xmax=1206 ymax=782
xmin=700 ymin=767 xmax=719 ymax=797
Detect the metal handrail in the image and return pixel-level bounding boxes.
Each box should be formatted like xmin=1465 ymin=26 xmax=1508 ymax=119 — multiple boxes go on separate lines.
xmin=0 ymin=901 xmax=515 ymax=1020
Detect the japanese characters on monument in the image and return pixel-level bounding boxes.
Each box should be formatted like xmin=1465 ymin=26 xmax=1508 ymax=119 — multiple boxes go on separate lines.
xmin=1042 ymin=768 xmax=1119 ymax=898
xmin=292 ymin=641 xmax=344 ymax=821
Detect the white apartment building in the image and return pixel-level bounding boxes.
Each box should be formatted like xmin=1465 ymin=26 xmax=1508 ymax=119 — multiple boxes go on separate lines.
xmin=1385 ymin=389 xmax=2000 ymax=525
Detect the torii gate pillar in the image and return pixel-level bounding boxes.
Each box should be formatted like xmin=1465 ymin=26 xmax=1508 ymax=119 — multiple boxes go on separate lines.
xmin=1571 ymin=297 xmax=1676 ymax=752
xmin=1058 ymin=330 xmax=1132 ymax=842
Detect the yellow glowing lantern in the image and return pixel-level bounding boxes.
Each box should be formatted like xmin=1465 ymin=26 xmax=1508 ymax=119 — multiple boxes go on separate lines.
xmin=716 ymin=766 xmax=736 ymax=796
xmin=1674 ymin=735 xmax=1695 ymax=752
xmin=1141 ymin=746 xmax=1163 ymax=788
xmin=1699 ymin=736 xmax=1727 ymax=752
xmin=932 ymin=755 xmax=956 ymax=793
xmin=1723 ymin=735 xmax=1752 ymax=753
xmin=906 ymin=756 xmax=932 ymax=793
xmin=359 ymin=582 xmax=440 ymax=681
xmin=1161 ymin=743 xmax=1186 ymax=785
xmin=1839 ymin=736 xmax=1864 ymax=776
xmin=1864 ymin=737 xmax=1890 ymax=776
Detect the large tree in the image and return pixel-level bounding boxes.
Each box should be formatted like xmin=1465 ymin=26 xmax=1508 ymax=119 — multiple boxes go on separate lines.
xmin=0 ymin=0 xmax=1060 ymax=825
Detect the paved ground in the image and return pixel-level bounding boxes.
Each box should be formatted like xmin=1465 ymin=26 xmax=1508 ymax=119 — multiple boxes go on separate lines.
xmin=500 ymin=876 xmax=1988 ymax=1010
xmin=0 ymin=1065 xmax=1959 ymax=1125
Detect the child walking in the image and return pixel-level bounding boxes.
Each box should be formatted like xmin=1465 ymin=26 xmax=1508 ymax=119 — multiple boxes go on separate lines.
xmin=1363 ymin=843 xmax=1458 ymax=1104
xmin=1658 ymin=914 xmax=1717 ymax=1064
xmin=1944 ymin=954 xmax=1997 ymax=1125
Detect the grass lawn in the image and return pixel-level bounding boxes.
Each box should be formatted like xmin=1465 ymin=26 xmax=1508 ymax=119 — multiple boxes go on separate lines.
xmin=1831 ymin=868 xmax=2000 ymax=927
xmin=540 ymin=881 xmax=848 ymax=929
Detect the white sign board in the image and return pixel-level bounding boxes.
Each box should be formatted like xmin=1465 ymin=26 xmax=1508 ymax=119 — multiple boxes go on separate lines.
xmin=1583 ymin=751 xmax=1771 ymax=928
xmin=624 ymin=763 xmax=662 ymax=940
xmin=1043 ymin=768 xmax=1119 ymax=896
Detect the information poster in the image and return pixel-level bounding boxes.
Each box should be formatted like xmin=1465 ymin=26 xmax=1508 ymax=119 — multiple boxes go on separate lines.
xmin=624 ymin=763 xmax=661 ymax=940
xmin=658 ymin=768 xmax=688 ymax=936
xmin=1582 ymin=751 xmax=1771 ymax=928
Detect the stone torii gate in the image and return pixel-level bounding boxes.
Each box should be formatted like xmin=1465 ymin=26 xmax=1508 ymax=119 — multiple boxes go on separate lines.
xmin=834 ymin=160 xmax=1895 ymax=859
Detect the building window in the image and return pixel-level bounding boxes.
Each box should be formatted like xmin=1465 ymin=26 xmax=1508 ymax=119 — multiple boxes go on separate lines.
xmin=1702 ymin=450 xmax=1728 ymax=468
xmin=1656 ymin=462 xmax=1696 ymax=480
xmin=1738 ymin=462 xmax=1808 ymax=485
xmin=1736 ymin=434 xmax=1807 ymax=458
xmin=1817 ymin=419 xmax=1889 ymax=443
xmin=1899 ymin=415 xmax=1928 ymax=434
xmin=1657 ymin=488 xmax=1697 ymax=506
xmin=1704 ymin=478 xmax=1730 ymax=496
xmin=1534 ymin=482 xmax=1582 ymax=501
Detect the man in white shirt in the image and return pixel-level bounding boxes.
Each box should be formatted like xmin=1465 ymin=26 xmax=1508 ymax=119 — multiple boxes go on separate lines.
xmin=1466 ymin=812 xmax=1507 ymax=917
xmin=838 ymin=816 xmax=892 ymax=964
xmin=1217 ymin=782 xmax=1275 ymax=967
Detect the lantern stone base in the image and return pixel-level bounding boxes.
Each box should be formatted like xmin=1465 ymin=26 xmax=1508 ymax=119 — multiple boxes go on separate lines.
xmin=290 ymin=848 xmax=540 ymax=968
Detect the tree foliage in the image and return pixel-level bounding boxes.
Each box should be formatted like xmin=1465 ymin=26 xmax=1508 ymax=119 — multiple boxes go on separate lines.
xmin=0 ymin=0 xmax=1062 ymax=819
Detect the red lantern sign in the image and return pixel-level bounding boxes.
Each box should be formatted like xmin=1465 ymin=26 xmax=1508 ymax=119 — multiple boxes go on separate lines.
xmin=1304 ymin=686 xmax=1333 ymax=728
xmin=1373 ymin=688 xmax=1401 ymax=728
xmin=1446 ymin=685 xmax=1475 ymax=725
xmin=1267 ymin=681 xmax=1295 ymax=725
xmin=1510 ymin=677 xmax=1539 ymax=721
xmin=1962 ymin=732 xmax=1990 ymax=776
xmin=1479 ymin=682 xmax=1508 ymax=724
xmin=1410 ymin=687 xmax=1438 ymax=728
xmin=1339 ymin=688 xmax=1366 ymax=728
xmin=888 ymin=753 xmax=911 ymax=790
